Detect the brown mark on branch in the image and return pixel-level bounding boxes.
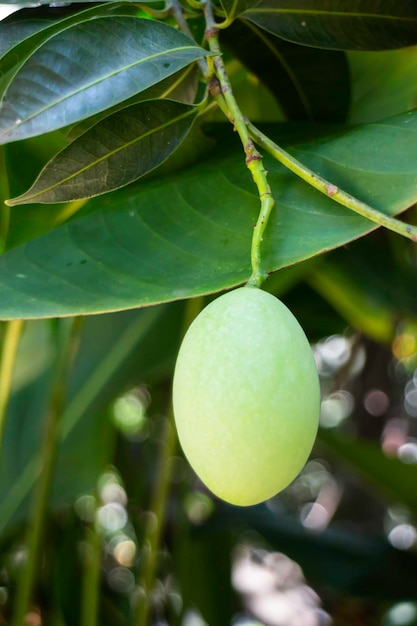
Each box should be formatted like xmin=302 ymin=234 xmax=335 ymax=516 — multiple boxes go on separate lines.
xmin=327 ymin=184 xmax=338 ymax=196
xmin=205 ymin=26 xmax=219 ymax=40
xmin=245 ymin=140 xmax=262 ymax=164
xmin=208 ymin=77 xmax=222 ymax=98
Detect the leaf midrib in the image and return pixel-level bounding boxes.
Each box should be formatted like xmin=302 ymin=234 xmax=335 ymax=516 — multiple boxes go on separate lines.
xmin=246 ymin=8 xmax=417 ymax=22
xmin=11 ymin=105 xmax=196 ymax=203
xmin=0 ymin=45 xmax=202 ymax=139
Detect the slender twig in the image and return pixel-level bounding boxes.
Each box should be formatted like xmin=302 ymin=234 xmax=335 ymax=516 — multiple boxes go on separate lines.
xmin=0 ymin=320 xmax=24 ymax=445
xmin=132 ymin=297 xmax=204 ymax=626
xmin=203 ymin=0 xmax=275 ymax=286
xmin=170 ymin=0 xmax=208 ymax=76
xmin=171 ymin=0 xmax=275 ymax=289
xmin=11 ymin=318 xmax=81 ymax=626
xmin=247 ymin=121 xmax=417 ymax=242
xmin=174 ymin=0 xmax=417 ymax=244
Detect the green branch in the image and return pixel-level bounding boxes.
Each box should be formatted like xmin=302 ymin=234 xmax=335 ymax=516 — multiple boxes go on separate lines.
xmin=203 ymin=0 xmax=275 ymax=287
xmin=247 ymin=121 xmax=417 ymax=242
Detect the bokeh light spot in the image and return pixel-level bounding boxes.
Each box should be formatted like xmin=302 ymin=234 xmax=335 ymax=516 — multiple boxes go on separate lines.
xmin=397 ymin=442 xmax=417 ymax=464
xmin=320 ymin=390 xmax=354 ymax=428
xmin=107 ymin=566 xmax=135 ymax=593
xmin=384 ymin=602 xmax=417 ymax=626
xmin=364 ymin=389 xmax=389 ymax=416
xmin=74 ymin=494 xmax=97 ymax=522
xmin=97 ymin=503 xmax=127 ymax=532
xmin=388 ymin=524 xmax=417 ymax=550
xmin=113 ymin=539 xmax=136 ymax=568
xmin=113 ymin=388 xmax=149 ymax=437
xmin=393 ymin=333 xmax=416 ymax=361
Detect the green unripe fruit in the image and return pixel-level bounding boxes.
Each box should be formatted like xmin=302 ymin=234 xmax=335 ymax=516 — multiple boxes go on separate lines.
xmin=173 ymin=286 xmax=320 ymax=507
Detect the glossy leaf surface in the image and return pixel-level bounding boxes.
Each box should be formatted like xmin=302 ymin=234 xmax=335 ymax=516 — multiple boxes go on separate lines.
xmin=0 ymin=17 xmax=207 ymax=144
xmin=0 ymin=19 xmax=52 ymax=58
xmin=1 ymin=110 xmax=417 ymax=319
xmin=0 ymin=3 xmax=126 ymax=61
xmin=8 ymin=100 xmax=198 ymax=204
xmin=243 ymin=0 xmax=417 ymax=51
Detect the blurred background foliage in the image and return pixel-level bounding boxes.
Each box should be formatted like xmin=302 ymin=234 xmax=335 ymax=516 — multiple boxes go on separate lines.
xmin=1 ymin=2 xmax=417 ymax=626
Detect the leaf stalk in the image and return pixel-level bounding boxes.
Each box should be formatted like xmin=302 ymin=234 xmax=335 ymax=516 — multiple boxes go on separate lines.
xmin=247 ymin=121 xmax=417 ymax=242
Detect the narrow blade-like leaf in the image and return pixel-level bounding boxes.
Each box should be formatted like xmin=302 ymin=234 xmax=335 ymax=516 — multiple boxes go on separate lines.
xmin=0 ymin=17 xmax=207 ymax=144
xmin=244 ymin=0 xmax=417 ymax=51
xmin=7 ymin=100 xmax=198 ymax=204
xmin=65 ymin=64 xmax=199 ymax=141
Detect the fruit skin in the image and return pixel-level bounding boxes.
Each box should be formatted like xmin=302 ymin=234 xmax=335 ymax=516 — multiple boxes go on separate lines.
xmin=172 ymin=286 xmax=320 ymax=507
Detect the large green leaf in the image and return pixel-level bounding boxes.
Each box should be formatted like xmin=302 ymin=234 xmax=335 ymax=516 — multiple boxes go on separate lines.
xmin=243 ymin=1 xmax=417 ymax=51
xmin=65 ymin=64 xmax=199 ymax=141
xmin=0 ymin=18 xmax=52 ymax=58
xmin=1 ymin=110 xmax=417 ymax=319
xmin=0 ymin=17 xmax=207 ymax=144
xmin=0 ymin=3 xmax=123 ymax=59
xmin=4 ymin=101 xmax=206 ymax=251
xmin=348 ymin=46 xmax=417 ymax=123
xmin=221 ymin=19 xmax=350 ymax=122
xmin=0 ymin=4 xmax=129 ymax=80
xmin=7 ymin=100 xmax=198 ymax=204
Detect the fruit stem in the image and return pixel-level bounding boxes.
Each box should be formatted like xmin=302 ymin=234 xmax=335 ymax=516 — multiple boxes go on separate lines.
xmin=202 ymin=0 xmax=275 ymax=287
xmin=247 ymin=120 xmax=417 ymax=242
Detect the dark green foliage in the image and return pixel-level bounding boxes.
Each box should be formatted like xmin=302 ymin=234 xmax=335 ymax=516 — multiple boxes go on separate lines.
xmin=1 ymin=1 xmax=417 ymax=625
